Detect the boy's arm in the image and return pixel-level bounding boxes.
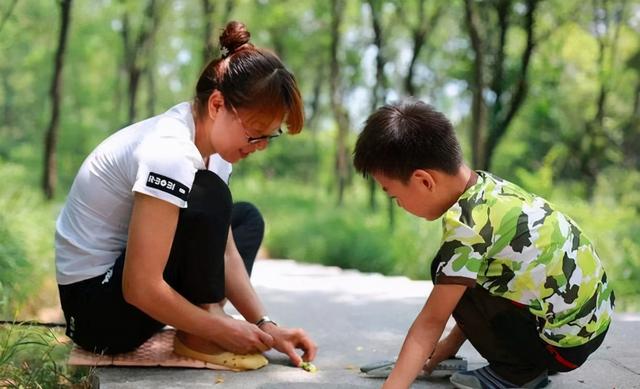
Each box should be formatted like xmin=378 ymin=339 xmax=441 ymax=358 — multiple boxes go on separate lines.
xmin=423 ymin=323 xmax=466 ymax=374
xmin=382 ymin=283 xmax=467 ymax=389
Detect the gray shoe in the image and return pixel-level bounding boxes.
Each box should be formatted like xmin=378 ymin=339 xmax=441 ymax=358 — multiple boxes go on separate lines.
xmin=361 ymin=356 xmax=467 ymax=378
xmin=360 ymin=358 xmax=396 ymax=374
xmin=450 ymin=366 xmax=548 ymax=389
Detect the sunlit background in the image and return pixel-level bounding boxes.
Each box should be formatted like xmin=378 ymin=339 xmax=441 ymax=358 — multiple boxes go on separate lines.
xmin=1 ymin=0 xmax=639 ymax=326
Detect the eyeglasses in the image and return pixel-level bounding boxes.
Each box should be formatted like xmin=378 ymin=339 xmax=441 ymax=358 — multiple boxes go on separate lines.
xmin=229 ymin=104 xmax=283 ymax=145
xmin=246 ymin=128 xmax=283 ymax=144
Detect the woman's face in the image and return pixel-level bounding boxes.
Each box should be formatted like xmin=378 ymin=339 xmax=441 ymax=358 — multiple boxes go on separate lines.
xmin=209 ymin=105 xmax=283 ymax=163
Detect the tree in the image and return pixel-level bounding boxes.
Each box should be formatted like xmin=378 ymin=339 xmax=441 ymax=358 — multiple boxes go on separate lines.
xmin=400 ymin=0 xmax=444 ymax=97
xmin=575 ymin=0 xmax=627 ymax=187
xmin=329 ymin=0 xmax=351 ymax=205
xmin=464 ymin=0 xmax=539 ymax=170
xmin=120 ymin=0 xmax=163 ymax=124
xmin=622 ymin=48 xmax=640 ymax=168
xmin=201 ymin=0 xmax=234 ymax=67
xmin=364 ymin=0 xmax=399 ymax=227
xmin=43 ymin=0 xmax=73 ymax=200
xmin=0 ymin=0 xmax=18 ymax=35
xmin=202 ymin=0 xmax=215 ymax=65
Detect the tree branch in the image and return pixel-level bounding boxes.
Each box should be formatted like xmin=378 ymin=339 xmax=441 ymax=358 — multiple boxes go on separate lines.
xmin=404 ymin=0 xmax=443 ymax=96
xmin=0 ymin=0 xmax=18 ymax=35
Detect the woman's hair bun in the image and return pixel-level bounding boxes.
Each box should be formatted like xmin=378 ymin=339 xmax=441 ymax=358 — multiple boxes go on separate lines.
xmin=219 ymin=21 xmax=251 ymax=55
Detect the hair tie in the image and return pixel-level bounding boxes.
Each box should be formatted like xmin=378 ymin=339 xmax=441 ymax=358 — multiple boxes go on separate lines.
xmin=220 ymin=45 xmax=230 ymax=58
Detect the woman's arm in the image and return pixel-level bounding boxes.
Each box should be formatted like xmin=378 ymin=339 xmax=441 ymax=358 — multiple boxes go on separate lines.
xmin=223 ymin=228 xmax=266 ymax=323
xmin=382 ymin=284 xmax=467 ymax=389
xmin=122 ymin=193 xmax=272 ymax=354
xmin=223 ymin=229 xmax=318 ymax=364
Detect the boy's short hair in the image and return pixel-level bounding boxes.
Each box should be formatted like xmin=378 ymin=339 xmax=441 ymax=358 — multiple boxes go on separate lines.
xmin=353 ymin=99 xmax=462 ymax=182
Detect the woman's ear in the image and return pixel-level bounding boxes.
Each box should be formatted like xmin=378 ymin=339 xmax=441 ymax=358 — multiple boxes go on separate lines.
xmin=413 ymin=169 xmax=435 ymax=191
xmin=207 ymin=90 xmax=225 ymax=120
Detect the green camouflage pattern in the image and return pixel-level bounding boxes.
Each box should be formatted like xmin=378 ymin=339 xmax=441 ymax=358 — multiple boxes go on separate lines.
xmin=433 ymin=171 xmax=614 ymax=347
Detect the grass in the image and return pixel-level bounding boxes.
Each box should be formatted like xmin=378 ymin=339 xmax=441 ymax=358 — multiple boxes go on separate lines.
xmin=0 ymin=323 xmax=95 ymax=388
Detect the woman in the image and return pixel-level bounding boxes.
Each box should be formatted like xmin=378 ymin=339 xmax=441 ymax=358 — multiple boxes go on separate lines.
xmin=55 ymin=21 xmax=316 ymax=370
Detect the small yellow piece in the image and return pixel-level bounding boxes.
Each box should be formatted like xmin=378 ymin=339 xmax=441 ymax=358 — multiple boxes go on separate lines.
xmin=299 ymin=361 xmax=317 ymax=373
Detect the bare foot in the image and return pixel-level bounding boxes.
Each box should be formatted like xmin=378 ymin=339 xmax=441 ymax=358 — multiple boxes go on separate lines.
xmin=176 ymin=330 xmax=224 ymax=354
xmin=174 ymin=330 xmax=268 ymax=370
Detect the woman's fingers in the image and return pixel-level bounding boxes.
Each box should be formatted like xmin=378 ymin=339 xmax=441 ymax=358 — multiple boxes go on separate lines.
xmin=256 ymin=330 xmax=275 ymax=351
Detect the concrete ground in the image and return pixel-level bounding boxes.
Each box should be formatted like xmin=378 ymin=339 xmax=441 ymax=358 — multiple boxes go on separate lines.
xmin=97 ymin=259 xmax=640 ymax=388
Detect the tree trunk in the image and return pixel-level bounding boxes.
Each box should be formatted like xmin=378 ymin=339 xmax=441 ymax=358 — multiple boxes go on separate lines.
xmin=43 ymin=0 xmax=73 ymax=200
xmin=579 ymin=0 xmax=625 ymax=191
xmin=403 ymin=0 xmax=442 ymax=97
xmin=464 ymin=0 xmax=487 ymax=170
xmin=222 ymin=0 xmax=234 ymax=23
xmin=329 ymin=0 xmax=350 ymax=206
xmin=485 ymin=0 xmax=538 ymax=169
xmin=201 ymin=0 xmax=215 ymax=66
xmin=121 ymin=0 xmax=161 ymax=124
xmin=1 ymin=69 xmax=13 ymax=128
xmin=622 ymin=77 xmax=640 ymax=168
xmin=306 ymin=63 xmax=324 ymax=131
xmin=464 ymin=0 xmax=538 ymax=171
xmin=365 ymin=0 xmax=384 ymax=212
xmin=0 ymin=0 xmax=18 ymax=35
xmin=146 ymin=53 xmax=156 ymax=117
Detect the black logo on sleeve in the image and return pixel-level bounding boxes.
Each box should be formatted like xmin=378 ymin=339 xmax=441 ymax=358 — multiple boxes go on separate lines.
xmin=146 ymin=172 xmax=189 ymax=201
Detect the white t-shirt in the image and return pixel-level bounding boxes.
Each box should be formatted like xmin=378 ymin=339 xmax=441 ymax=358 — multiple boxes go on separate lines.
xmin=55 ymin=102 xmax=232 ymax=285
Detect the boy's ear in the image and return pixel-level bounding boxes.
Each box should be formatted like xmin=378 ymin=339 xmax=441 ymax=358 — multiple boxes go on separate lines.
xmin=207 ymin=90 xmax=225 ymax=120
xmin=412 ymin=169 xmax=436 ymax=191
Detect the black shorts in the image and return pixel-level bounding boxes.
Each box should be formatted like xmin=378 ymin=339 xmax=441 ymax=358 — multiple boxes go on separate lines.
xmin=58 ymin=170 xmax=265 ymax=354
xmin=452 ymin=285 xmax=609 ymax=384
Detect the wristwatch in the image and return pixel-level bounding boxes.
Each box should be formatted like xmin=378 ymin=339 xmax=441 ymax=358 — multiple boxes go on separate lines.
xmin=255 ymin=315 xmax=277 ymax=328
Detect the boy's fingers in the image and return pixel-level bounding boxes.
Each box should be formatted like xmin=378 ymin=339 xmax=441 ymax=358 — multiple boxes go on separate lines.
xmin=423 ymin=359 xmax=435 ymax=374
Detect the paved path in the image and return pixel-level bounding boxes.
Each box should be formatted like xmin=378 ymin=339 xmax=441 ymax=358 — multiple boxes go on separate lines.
xmin=97 ymin=259 xmax=640 ymax=388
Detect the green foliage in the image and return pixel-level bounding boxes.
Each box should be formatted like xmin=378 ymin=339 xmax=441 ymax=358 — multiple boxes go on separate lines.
xmin=0 ymin=215 xmax=29 ymax=316
xmin=234 ymin=133 xmax=321 ymax=184
xmin=0 ymin=324 xmax=94 ymax=388
xmin=560 ymin=168 xmax=640 ymax=310
xmin=231 ymin=176 xmax=442 ymax=280
xmin=0 ymin=0 xmax=639 ymax=326
xmin=0 ymin=161 xmax=57 ymax=318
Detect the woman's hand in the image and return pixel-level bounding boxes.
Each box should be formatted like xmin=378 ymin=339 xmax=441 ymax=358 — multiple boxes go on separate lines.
xmin=260 ymin=323 xmax=317 ymax=366
xmin=215 ymin=316 xmax=275 ymax=354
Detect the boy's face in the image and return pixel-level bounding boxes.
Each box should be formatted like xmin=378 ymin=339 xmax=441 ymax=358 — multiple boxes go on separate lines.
xmin=373 ymin=170 xmax=442 ymax=220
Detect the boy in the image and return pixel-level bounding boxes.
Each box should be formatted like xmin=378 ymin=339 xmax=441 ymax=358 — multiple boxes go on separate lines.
xmin=353 ymin=100 xmax=614 ymax=389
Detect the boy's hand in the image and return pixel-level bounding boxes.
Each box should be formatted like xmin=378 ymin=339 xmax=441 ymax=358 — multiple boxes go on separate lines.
xmin=423 ymin=340 xmax=456 ymax=374
xmin=260 ymin=323 xmax=317 ymax=366
xmin=423 ymin=325 xmax=466 ymax=375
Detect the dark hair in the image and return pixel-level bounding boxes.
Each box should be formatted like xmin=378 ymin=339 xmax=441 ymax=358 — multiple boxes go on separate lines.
xmin=194 ymin=21 xmax=304 ymax=133
xmin=353 ymin=100 xmax=462 ymax=182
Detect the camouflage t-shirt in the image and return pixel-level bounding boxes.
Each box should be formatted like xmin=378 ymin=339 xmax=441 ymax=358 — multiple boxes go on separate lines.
xmin=432 ymin=171 xmax=614 ymax=347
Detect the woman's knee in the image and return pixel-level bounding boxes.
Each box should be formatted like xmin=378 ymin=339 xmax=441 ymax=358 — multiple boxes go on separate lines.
xmin=232 ymin=201 xmax=265 ymax=232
